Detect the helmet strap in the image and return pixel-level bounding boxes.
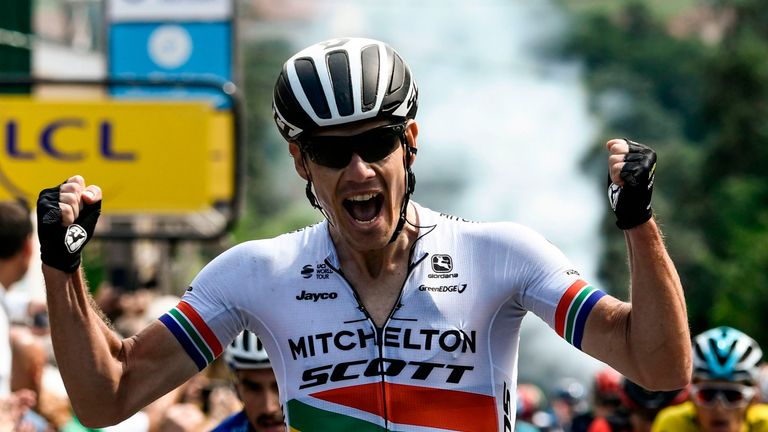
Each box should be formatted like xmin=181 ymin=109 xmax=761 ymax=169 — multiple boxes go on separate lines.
xmin=387 ymin=128 xmax=417 ymax=245
xmin=301 ymin=152 xmax=334 ymax=226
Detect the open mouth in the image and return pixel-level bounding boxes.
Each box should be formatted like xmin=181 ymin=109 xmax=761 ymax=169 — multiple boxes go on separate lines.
xmin=343 ymin=193 xmax=384 ymax=224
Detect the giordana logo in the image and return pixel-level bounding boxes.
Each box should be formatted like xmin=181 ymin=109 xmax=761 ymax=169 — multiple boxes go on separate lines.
xmin=64 ymin=224 xmax=87 ymax=253
xmin=431 ymin=254 xmax=453 ymax=273
xmin=301 ymin=263 xmax=334 ymax=280
xmin=418 ymin=284 xmax=467 ymax=294
xmin=296 ymin=290 xmax=338 ymax=302
xmin=429 ymin=254 xmax=458 ymax=279
xmin=608 ymin=183 xmax=621 ymax=211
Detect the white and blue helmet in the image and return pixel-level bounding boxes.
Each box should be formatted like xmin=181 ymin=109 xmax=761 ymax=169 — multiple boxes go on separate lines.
xmin=224 ymin=331 xmax=271 ymax=370
xmin=693 ymin=326 xmax=762 ymax=383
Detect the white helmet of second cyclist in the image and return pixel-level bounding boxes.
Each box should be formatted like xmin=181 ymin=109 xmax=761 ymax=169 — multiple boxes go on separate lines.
xmin=272 ymin=37 xmax=418 ymax=142
xmin=224 ymin=330 xmax=271 ymax=370
xmin=692 ymin=326 xmax=762 ymax=383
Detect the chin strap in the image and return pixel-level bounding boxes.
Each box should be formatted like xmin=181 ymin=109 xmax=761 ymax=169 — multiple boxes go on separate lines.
xmin=301 ymin=154 xmax=334 ymax=226
xmin=387 ymin=127 xmax=417 ymax=244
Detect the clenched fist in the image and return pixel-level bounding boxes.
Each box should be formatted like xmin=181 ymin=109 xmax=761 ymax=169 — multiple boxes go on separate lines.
xmin=37 ymin=175 xmax=102 ymax=273
xmin=607 ymin=139 xmax=657 ymax=230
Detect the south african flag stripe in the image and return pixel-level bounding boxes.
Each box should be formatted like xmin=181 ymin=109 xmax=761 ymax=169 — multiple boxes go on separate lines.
xmin=287 ymin=382 xmax=497 ymax=431
xmin=555 ymin=279 xmax=606 ymax=350
xmin=159 ymin=301 xmax=223 ymax=370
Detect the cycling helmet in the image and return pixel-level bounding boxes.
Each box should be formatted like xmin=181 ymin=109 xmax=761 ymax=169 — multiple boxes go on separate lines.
xmin=273 ymin=37 xmax=419 ymax=244
xmin=224 ymin=331 xmax=271 ymax=370
xmin=272 ymin=37 xmax=418 ymax=141
xmin=692 ymin=326 xmax=762 ymax=383
xmin=593 ymin=367 xmax=623 ymax=403
xmin=555 ymin=378 xmax=587 ymax=407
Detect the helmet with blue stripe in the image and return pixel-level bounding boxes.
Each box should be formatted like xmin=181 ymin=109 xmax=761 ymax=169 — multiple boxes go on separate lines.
xmin=693 ymin=326 xmax=762 ymax=383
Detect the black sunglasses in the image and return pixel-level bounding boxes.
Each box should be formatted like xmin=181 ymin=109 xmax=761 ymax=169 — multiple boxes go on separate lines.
xmin=299 ymin=123 xmax=407 ymax=169
xmin=691 ymin=383 xmax=756 ymax=408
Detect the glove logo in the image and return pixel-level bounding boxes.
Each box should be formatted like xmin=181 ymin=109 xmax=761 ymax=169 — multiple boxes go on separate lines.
xmin=64 ymin=224 xmax=87 ymax=254
xmin=608 ymin=183 xmax=621 ymax=211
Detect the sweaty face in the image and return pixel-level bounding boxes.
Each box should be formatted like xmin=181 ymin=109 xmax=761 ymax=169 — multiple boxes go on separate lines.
xmin=292 ymin=120 xmax=417 ymax=252
xmin=234 ymin=368 xmax=285 ymax=432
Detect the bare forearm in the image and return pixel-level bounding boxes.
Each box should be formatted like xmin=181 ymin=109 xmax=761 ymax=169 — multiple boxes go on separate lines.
xmin=625 ymin=219 xmax=691 ymax=388
xmin=43 ymin=265 xmax=126 ymax=421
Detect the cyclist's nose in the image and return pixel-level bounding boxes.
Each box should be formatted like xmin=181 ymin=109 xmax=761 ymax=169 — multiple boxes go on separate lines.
xmin=266 ymin=389 xmax=281 ymax=413
xmin=343 ymin=153 xmax=376 ymax=179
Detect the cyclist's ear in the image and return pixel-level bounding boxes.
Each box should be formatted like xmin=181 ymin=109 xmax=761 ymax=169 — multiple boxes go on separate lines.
xmin=405 ymin=120 xmax=419 ymax=166
xmin=289 ymin=141 xmax=309 ymax=180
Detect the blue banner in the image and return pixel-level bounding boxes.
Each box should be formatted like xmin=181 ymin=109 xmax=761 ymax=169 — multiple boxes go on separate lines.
xmin=109 ymin=22 xmax=232 ymax=108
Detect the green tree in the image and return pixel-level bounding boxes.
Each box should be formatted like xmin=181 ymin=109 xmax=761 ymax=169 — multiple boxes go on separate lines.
xmin=567 ymin=0 xmax=768 ymax=347
xmin=232 ymin=38 xmax=320 ymax=244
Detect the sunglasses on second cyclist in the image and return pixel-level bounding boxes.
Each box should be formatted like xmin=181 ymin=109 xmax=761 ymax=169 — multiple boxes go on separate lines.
xmin=299 ymin=123 xmax=407 ymax=169
xmin=691 ymin=383 xmax=757 ymax=408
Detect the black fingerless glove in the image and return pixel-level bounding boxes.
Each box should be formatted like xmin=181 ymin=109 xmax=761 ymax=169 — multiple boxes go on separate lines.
xmin=607 ymin=139 xmax=657 ymax=230
xmin=37 ymin=185 xmax=101 ymax=273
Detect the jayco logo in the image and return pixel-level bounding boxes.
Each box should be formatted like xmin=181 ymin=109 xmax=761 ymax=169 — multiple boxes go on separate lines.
xmin=296 ymin=290 xmax=338 ymax=302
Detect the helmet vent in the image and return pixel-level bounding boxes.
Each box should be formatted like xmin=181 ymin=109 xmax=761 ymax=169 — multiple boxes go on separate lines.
xmin=740 ymin=345 xmax=754 ymax=363
xmin=710 ymin=338 xmax=736 ymax=366
xmin=295 ymin=57 xmax=332 ymax=119
xmin=694 ymin=340 xmax=705 ymax=360
xmin=327 ymin=51 xmax=354 ymax=116
xmin=360 ymin=44 xmax=380 ymax=111
xmin=242 ymin=330 xmax=252 ymax=351
xmin=389 ymin=53 xmax=405 ymax=93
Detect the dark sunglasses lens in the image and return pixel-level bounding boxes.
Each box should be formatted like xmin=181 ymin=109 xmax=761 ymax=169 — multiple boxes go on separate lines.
xmin=308 ymin=144 xmax=351 ymax=168
xmin=698 ymin=388 xmax=719 ymax=403
xmin=303 ymin=125 xmax=402 ymax=168
xmin=722 ymin=389 xmax=745 ymax=403
xmin=358 ymin=131 xmax=400 ymax=163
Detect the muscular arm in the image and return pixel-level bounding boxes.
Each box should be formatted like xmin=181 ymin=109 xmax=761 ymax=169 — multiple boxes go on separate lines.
xmin=582 ymin=217 xmax=690 ymax=390
xmin=44 ymin=266 xmax=198 ymax=427
xmin=580 ymin=139 xmax=690 ymax=390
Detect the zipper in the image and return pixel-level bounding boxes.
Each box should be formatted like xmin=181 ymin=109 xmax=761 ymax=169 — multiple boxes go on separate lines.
xmin=324 ymin=251 xmax=428 ymax=430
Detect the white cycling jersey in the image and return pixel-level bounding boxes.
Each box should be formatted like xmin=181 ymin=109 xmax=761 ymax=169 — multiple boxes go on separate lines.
xmin=160 ymin=202 xmax=606 ymax=431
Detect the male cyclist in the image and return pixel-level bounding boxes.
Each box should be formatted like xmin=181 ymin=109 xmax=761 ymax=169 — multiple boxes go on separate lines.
xmin=652 ymin=327 xmax=768 ymax=432
xmin=37 ymin=37 xmax=690 ymax=431
xmin=213 ymin=331 xmax=284 ymax=432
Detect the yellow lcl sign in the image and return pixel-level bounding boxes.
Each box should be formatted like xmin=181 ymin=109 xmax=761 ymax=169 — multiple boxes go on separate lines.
xmin=0 ymin=98 xmax=233 ymax=213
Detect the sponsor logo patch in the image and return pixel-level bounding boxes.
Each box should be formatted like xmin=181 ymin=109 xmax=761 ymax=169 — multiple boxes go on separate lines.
xmin=431 ymin=254 xmax=453 ymax=273
xmin=418 ymin=284 xmax=467 ymax=294
xmin=300 ymin=263 xmax=334 ymax=280
xmin=295 ymin=290 xmax=338 ymax=302
xmin=64 ymin=224 xmax=87 ymax=253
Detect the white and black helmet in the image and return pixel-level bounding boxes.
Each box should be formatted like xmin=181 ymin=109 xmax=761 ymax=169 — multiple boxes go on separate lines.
xmin=693 ymin=326 xmax=763 ymax=383
xmin=272 ymin=37 xmax=418 ymax=141
xmin=224 ymin=331 xmax=271 ymax=370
